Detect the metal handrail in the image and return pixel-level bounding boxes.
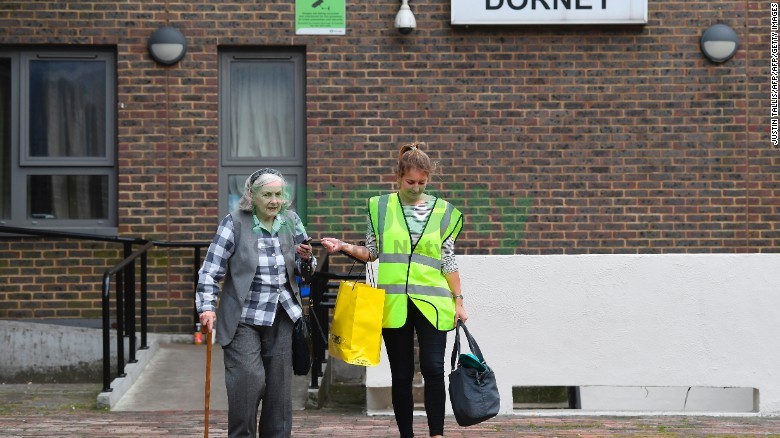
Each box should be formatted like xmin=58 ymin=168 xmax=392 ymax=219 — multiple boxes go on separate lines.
xmin=152 ymin=240 xmax=210 ymax=332
xmin=308 ymin=248 xmax=366 ymax=389
xmin=0 ymin=224 xmax=145 ymax=245
xmin=2 ymin=224 xmax=370 ymax=392
xmin=0 ymin=225 xmax=208 ymax=392
xmin=101 ymin=241 xmax=154 ymax=391
xmin=99 ymin=240 xmax=208 ymax=392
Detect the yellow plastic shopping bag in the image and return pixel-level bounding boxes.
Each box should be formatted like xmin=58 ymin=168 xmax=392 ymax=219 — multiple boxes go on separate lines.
xmin=328 ymin=280 xmax=385 ymax=367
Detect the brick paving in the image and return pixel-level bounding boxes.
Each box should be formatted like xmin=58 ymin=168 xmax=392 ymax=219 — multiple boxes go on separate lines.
xmin=3 ymin=384 xmax=780 ymax=437
xmin=5 ymin=409 xmax=780 ymax=437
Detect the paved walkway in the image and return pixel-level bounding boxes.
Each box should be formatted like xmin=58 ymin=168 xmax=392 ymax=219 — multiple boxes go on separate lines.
xmin=4 ymin=343 xmax=780 ymax=436
xmin=4 ymin=403 xmax=780 ymax=437
xmin=4 ymin=383 xmax=780 ymax=437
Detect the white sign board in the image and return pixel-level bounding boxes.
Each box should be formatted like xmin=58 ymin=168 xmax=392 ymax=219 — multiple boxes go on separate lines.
xmin=451 ymin=0 xmax=648 ymax=25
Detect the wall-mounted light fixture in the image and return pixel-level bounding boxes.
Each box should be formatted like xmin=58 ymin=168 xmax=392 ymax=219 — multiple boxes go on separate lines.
xmin=395 ymin=0 xmax=416 ymax=35
xmin=148 ymin=26 xmax=187 ymax=66
xmin=700 ymin=24 xmax=739 ymax=63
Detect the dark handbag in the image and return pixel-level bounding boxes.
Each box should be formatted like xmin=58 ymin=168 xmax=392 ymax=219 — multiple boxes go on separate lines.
xmin=292 ymin=313 xmax=311 ymax=376
xmin=448 ymin=320 xmax=500 ymax=427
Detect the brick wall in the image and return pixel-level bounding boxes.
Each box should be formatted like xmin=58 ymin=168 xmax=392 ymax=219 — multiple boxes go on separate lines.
xmin=0 ymin=0 xmax=776 ymax=333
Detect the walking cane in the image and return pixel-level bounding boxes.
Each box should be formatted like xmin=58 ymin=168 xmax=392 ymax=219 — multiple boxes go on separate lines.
xmin=204 ymin=330 xmax=212 ymax=438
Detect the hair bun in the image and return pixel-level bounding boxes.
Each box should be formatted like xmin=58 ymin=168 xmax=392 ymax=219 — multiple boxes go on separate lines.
xmin=396 ymin=142 xmax=434 ymax=177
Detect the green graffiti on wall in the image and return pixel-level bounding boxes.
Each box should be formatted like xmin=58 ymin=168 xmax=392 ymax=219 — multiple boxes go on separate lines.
xmin=306 ymin=183 xmax=532 ymax=253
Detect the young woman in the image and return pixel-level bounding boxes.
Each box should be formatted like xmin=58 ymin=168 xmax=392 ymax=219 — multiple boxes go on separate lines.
xmin=322 ymin=142 xmax=468 ymax=438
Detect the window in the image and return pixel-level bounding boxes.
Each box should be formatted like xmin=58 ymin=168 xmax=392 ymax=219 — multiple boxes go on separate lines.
xmin=0 ymin=49 xmax=116 ymax=230
xmin=218 ymin=49 xmax=306 ymax=218
xmin=0 ymin=57 xmax=10 ymax=220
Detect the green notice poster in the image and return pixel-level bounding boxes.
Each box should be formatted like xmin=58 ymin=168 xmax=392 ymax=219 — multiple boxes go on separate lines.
xmin=295 ymin=0 xmax=346 ymax=35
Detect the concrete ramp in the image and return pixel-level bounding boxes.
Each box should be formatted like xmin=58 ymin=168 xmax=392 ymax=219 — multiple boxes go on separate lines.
xmin=1 ymin=321 xmax=311 ymax=411
xmin=112 ymin=343 xmax=229 ymax=411
xmin=111 ymin=342 xmax=311 ymax=411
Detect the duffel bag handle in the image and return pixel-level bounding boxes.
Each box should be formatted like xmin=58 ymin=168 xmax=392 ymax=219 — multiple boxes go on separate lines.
xmin=450 ymin=320 xmax=486 ymax=371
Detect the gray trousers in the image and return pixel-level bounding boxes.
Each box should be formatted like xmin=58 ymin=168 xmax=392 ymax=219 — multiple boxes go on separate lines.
xmin=223 ymin=309 xmax=293 ymax=438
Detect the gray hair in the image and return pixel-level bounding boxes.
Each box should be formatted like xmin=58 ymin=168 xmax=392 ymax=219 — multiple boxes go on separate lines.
xmin=237 ymin=168 xmax=289 ymax=212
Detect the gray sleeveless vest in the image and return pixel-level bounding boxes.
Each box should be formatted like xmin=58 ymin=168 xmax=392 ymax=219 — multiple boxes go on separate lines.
xmin=214 ymin=209 xmax=303 ymax=346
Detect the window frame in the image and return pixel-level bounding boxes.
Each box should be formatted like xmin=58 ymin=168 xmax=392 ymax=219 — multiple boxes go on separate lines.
xmin=0 ymin=48 xmax=117 ymax=232
xmin=219 ymin=167 xmax=307 ymax=218
xmin=19 ymin=51 xmax=115 ymax=167
xmin=217 ymin=48 xmax=307 ymax=219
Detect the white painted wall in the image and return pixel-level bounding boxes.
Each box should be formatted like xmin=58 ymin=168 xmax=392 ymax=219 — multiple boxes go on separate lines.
xmin=0 ymin=320 xmax=112 ymax=377
xmin=366 ymin=254 xmax=780 ymax=416
xmin=0 ymin=320 xmax=188 ymax=380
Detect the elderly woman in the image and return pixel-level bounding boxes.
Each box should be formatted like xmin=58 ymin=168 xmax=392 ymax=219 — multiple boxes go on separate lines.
xmin=196 ymin=168 xmax=315 ymax=438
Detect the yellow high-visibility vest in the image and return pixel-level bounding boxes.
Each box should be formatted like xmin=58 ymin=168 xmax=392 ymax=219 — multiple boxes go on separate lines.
xmin=368 ymin=193 xmax=464 ymax=330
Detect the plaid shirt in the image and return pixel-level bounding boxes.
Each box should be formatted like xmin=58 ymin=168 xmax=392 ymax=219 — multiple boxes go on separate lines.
xmin=196 ymin=213 xmax=315 ymax=326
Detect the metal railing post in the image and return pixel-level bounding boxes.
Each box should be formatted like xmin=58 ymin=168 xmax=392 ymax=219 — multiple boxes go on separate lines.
xmin=140 ymin=251 xmax=148 ymax=350
xmin=126 ymin=258 xmax=137 ymax=363
xmin=193 ymin=246 xmax=202 ymax=332
xmin=101 ymin=273 xmax=113 ymax=392
xmin=115 ymin=269 xmax=126 ymax=378
xmin=122 ymin=242 xmax=137 ymax=363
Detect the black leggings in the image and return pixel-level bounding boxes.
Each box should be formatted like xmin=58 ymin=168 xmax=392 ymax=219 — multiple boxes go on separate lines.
xmin=382 ymin=298 xmax=447 ymax=438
